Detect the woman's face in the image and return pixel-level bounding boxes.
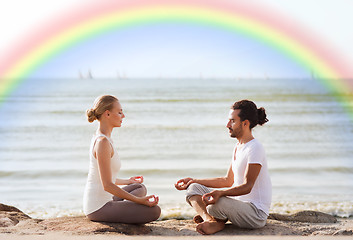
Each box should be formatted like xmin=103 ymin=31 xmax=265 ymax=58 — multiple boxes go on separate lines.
xmin=108 ymin=101 xmax=125 ymax=127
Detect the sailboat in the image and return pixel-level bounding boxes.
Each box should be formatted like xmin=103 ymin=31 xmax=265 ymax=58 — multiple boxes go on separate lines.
xmin=78 ymin=69 xmax=94 ymax=79
xmin=87 ymin=70 xmax=93 ymax=79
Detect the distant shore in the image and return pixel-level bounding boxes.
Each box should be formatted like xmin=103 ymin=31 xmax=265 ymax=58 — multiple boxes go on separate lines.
xmin=1 ymin=203 xmax=352 ymax=239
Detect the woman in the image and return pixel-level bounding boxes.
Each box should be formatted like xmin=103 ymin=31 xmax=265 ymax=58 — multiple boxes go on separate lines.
xmin=83 ymin=95 xmax=161 ymax=223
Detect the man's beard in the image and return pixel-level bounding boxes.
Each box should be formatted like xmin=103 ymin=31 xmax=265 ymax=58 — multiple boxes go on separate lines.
xmin=229 ymin=127 xmax=243 ymax=139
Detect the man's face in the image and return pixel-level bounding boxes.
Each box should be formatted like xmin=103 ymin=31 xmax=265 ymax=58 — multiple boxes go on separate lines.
xmin=226 ymin=109 xmax=243 ymax=139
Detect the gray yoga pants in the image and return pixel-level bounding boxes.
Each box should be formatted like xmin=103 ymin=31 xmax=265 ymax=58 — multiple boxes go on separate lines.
xmin=186 ymin=183 xmax=268 ymax=229
xmin=87 ymin=183 xmax=161 ymax=224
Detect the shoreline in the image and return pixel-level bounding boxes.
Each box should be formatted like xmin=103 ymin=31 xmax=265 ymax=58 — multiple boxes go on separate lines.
xmin=1 ymin=203 xmax=352 ymax=238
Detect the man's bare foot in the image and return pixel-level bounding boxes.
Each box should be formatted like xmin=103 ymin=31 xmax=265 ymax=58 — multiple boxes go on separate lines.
xmin=196 ymin=220 xmax=225 ymax=235
xmin=193 ymin=215 xmax=204 ymax=223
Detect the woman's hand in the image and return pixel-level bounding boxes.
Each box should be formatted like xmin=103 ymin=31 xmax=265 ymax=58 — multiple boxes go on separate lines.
xmin=129 ymin=176 xmax=144 ymax=184
xmin=174 ymin=177 xmax=194 ymax=190
xmin=137 ymin=195 xmax=159 ymax=207
xmin=202 ymin=190 xmax=222 ymax=206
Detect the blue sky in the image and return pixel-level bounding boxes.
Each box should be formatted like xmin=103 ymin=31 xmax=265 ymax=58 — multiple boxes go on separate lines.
xmin=0 ymin=0 xmax=352 ymax=79
xmin=31 ymin=23 xmax=307 ymax=79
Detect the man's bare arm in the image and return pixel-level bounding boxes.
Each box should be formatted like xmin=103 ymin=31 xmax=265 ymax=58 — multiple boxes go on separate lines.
xmin=202 ymin=164 xmax=261 ymax=204
xmin=175 ymin=164 xmax=234 ymax=190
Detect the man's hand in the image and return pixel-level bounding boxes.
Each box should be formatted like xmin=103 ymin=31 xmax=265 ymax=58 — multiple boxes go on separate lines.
xmin=175 ymin=177 xmax=194 ymax=190
xmin=202 ymin=190 xmax=222 ymax=205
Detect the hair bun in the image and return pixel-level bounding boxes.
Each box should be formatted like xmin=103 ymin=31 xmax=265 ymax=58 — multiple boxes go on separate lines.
xmin=257 ymin=107 xmax=269 ymax=125
xmin=86 ymin=108 xmax=97 ymax=123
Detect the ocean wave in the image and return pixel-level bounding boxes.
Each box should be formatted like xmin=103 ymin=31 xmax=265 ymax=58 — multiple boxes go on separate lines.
xmin=270 ymin=167 xmax=353 ymax=174
xmin=15 ymin=201 xmax=353 ymax=220
xmin=0 ymin=170 xmax=87 ymax=178
xmin=271 ymin=201 xmax=353 ymax=218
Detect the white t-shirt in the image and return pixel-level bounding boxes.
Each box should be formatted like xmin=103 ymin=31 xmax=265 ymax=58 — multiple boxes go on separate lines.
xmin=83 ymin=134 xmax=121 ymax=215
xmin=231 ymin=139 xmax=272 ymax=215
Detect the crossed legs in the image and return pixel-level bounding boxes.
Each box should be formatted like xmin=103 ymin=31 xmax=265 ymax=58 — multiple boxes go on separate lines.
xmin=186 ymin=183 xmax=267 ymax=234
xmin=87 ymin=183 xmax=161 ymax=224
xmin=188 ymin=194 xmax=226 ymax=235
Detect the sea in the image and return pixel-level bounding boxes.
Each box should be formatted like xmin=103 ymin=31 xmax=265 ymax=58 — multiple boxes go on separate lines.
xmin=0 ymin=77 xmax=352 ymax=219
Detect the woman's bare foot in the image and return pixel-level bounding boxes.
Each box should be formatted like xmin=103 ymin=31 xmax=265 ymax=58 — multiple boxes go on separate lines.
xmin=196 ymin=220 xmax=225 ymax=235
xmin=193 ymin=215 xmax=204 ymax=223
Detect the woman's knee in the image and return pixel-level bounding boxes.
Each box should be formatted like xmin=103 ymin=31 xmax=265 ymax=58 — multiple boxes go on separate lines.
xmin=129 ymin=182 xmax=145 ymax=189
xmin=139 ymin=205 xmax=161 ymax=223
xmin=137 ymin=183 xmax=147 ymax=195
xmin=128 ymin=183 xmax=147 ymax=196
xmin=150 ymin=205 xmax=161 ymax=221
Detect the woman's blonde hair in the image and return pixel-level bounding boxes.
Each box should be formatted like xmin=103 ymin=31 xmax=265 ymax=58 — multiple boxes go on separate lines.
xmin=86 ymin=95 xmax=118 ymax=123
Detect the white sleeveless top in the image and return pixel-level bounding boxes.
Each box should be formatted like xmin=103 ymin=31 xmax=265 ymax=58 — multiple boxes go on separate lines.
xmin=83 ymin=134 xmax=121 ymax=215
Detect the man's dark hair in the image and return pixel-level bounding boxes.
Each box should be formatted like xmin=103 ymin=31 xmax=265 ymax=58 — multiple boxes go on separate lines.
xmin=232 ymin=100 xmax=268 ymax=129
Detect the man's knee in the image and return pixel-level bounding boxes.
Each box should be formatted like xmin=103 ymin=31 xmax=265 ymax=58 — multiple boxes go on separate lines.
xmin=185 ymin=183 xmax=205 ymax=198
xmin=186 ymin=182 xmax=199 ymax=191
xmin=207 ymin=197 xmax=229 ymax=220
xmin=207 ymin=197 xmax=223 ymax=212
xmin=252 ymin=220 xmax=266 ymax=229
xmin=185 ymin=183 xmax=207 ymax=205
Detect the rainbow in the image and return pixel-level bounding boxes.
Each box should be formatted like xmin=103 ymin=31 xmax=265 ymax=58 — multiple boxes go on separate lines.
xmin=0 ymin=0 xmax=352 ymax=114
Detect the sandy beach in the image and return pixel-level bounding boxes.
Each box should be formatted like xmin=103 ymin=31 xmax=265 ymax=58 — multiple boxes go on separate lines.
xmin=1 ymin=235 xmax=353 ymax=240
xmin=1 ymin=203 xmax=352 ymax=239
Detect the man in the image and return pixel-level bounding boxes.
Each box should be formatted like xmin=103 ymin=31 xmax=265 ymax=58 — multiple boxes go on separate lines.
xmin=175 ymin=100 xmax=272 ymax=235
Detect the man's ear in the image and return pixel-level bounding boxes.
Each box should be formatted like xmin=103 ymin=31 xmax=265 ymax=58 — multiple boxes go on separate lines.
xmin=243 ymin=119 xmax=250 ymax=127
